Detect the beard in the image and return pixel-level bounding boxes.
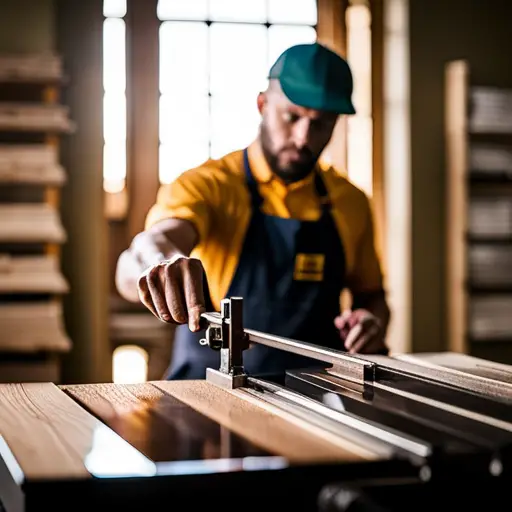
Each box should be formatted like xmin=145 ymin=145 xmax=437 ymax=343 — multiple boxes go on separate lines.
xmin=260 ymin=122 xmax=321 ymax=184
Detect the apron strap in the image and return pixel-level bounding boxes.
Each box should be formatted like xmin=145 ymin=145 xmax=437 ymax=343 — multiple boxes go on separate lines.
xmin=313 ymin=171 xmax=332 ymax=212
xmin=243 ymin=148 xmax=264 ymax=208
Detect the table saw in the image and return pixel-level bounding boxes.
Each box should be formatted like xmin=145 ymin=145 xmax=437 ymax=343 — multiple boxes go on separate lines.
xmin=0 ymin=296 xmax=510 ymax=511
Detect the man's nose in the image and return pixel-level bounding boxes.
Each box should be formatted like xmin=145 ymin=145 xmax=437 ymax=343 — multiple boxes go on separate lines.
xmin=292 ymin=117 xmax=310 ymax=148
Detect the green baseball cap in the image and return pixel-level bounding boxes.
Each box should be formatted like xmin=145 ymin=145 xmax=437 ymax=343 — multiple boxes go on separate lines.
xmin=268 ymin=42 xmax=356 ymax=115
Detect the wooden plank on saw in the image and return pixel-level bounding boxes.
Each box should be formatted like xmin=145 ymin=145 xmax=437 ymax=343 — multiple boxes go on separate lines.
xmin=153 ymin=380 xmax=380 ymax=463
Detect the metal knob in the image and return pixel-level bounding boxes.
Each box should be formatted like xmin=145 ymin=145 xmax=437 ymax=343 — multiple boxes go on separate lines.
xmin=199 ymin=326 xmax=222 ymax=351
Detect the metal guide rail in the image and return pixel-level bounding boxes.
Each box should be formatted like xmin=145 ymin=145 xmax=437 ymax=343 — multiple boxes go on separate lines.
xmin=200 ymin=297 xmax=512 ymax=402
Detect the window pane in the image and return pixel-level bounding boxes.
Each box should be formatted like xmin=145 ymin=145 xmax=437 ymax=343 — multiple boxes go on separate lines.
xmin=103 ymin=18 xmax=126 ymax=92
xmin=103 ymin=91 xmax=126 ymax=144
xmin=157 ymin=0 xmax=208 ymax=20
xmin=104 ymin=141 xmax=126 ymax=183
xmin=160 ymin=22 xmax=209 ymax=95
xmin=210 ymin=94 xmax=260 ymax=159
xmin=210 ymin=23 xmax=268 ymax=95
xmin=347 ymin=117 xmax=373 ymax=197
xmin=268 ymin=0 xmax=317 ymax=25
xmin=347 ymin=5 xmax=372 ymax=116
xmin=268 ymin=25 xmax=316 ymax=68
xmin=103 ymin=0 xmax=126 ymax=18
xmin=209 ymin=0 xmax=266 ymax=22
xmin=159 ymin=93 xmax=209 ymax=145
xmin=159 ymin=141 xmax=209 ymax=184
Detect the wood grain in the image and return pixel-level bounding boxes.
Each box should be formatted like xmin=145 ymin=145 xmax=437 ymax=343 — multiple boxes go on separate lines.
xmin=153 ymin=380 xmax=376 ymax=463
xmin=0 ymin=383 xmax=102 ymax=479
xmin=63 ymin=382 xmax=165 ymax=421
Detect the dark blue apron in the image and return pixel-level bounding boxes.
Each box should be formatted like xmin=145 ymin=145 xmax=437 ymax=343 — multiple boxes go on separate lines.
xmin=165 ymin=148 xmax=347 ymax=380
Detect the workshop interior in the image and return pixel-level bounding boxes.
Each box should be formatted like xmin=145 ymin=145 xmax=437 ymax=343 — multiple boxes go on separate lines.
xmin=0 ymin=0 xmax=512 ymax=510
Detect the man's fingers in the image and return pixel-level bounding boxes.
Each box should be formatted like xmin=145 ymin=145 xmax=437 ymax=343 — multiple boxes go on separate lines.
xmin=164 ymin=263 xmax=187 ymax=324
xmin=147 ymin=266 xmax=172 ymax=322
xmin=343 ymin=322 xmax=362 ymax=351
xmin=334 ymin=309 xmax=352 ymax=333
xmin=349 ymin=324 xmax=381 ymax=353
xmin=136 ymin=256 xmax=207 ymax=329
xmin=137 ymin=274 xmax=159 ymax=318
xmin=182 ymin=258 xmax=206 ymax=332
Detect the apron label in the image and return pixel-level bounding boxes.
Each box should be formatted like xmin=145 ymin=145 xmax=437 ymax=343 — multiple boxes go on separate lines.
xmin=294 ymin=253 xmax=325 ymax=281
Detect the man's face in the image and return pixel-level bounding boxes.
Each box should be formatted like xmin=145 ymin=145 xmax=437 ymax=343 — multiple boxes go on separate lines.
xmin=258 ymin=83 xmax=339 ymax=183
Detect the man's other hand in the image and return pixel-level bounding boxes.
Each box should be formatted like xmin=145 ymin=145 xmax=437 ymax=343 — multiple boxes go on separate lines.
xmin=334 ymin=309 xmax=387 ymax=354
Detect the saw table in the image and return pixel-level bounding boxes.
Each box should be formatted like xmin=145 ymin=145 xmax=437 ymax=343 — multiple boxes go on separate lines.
xmin=0 ymin=297 xmax=510 ymax=511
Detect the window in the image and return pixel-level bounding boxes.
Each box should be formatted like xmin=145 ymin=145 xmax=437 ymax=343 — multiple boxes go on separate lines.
xmin=103 ymin=0 xmax=128 ymax=218
xmin=112 ymin=345 xmax=149 ymax=384
xmin=157 ymin=0 xmax=318 ymax=184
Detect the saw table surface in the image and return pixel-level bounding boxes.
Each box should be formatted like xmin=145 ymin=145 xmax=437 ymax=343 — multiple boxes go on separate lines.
xmin=0 ymin=372 xmax=509 ymax=511
xmin=0 ymin=379 xmax=399 ymax=511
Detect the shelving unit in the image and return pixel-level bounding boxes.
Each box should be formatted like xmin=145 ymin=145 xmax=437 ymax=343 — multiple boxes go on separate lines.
xmin=0 ymin=53 xmax=74 ymax=382
xmin=446 ymin=59 xmax=512 ymax=364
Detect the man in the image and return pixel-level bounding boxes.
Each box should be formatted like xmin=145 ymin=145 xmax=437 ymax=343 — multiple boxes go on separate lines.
xmin=116 ymin=42 xmax=390 ymax=380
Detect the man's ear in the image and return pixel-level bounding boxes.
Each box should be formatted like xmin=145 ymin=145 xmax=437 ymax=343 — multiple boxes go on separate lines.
xmin=257 ymin=92 xmax=266 ymax=115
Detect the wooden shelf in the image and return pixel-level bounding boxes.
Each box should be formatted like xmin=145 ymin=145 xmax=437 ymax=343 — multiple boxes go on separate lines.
xmin=0 ymin=254 xmax=68 ymax=294
xmin=0 ymin=52 xmax=73 ymax=383
xmin=0 ymin=203 xmax=66 ymax=243
xmin=0 ymin=302 xmax=71 ymax=353
xmin=446 ymin=60 xmax=512 ymax=360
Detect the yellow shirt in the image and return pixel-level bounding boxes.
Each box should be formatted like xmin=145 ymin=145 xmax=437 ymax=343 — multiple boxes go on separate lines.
xmin=145 ymin=140 xmax=384 ymax=311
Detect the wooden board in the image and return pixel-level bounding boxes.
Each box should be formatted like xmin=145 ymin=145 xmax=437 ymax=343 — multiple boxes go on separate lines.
xmin=153 ymin=380 xmax=377 ymax=462
xmin=0 ymin=203 xmax=66 ymax=243
xmin=0 ymin=254 xmax=68 ymax=293
xmin=0 ymin=302 xmax=71 ymax=352
xmin=0 ymin=383 xmax=95 ymax=479
xmin=0 ymin=144 xmax=65 ymax=185
xmin=0 ymin=164 xmax=65 ymax=186
xmin=0 ymin=54 xmax=63 ymax=83
xmin=0 ymin=102 xmax=74 ymax=133
xmin=0 ymin=143 xmax=59 ymax=166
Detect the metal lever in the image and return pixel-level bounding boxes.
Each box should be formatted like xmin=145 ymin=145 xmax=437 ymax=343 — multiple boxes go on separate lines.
xmin=200 ymin=297 xmax=250 ymax=389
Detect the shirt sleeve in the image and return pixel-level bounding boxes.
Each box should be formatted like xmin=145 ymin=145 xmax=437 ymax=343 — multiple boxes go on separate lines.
xmin=144 ymin=167 xmax=214 ymax=244
xmin=349 ymin=196 xmax=384 ymax=294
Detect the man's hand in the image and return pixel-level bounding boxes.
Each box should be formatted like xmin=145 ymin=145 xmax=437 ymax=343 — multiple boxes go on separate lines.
xmin=137 ymin=255 xmax=206 ymax=332
xmin=115 ymin=218 xmax=205 ymax=331
xmin=334 ymin=309 xmax=387 ymax=354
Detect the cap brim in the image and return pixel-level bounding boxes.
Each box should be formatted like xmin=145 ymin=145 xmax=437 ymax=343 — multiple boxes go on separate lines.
xmin=280 ymin=78 xmax=356 ymax=115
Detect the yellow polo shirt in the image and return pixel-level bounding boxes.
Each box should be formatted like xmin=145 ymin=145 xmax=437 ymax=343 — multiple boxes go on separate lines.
xmin=145 ymin=140 xmax=384 ymax=311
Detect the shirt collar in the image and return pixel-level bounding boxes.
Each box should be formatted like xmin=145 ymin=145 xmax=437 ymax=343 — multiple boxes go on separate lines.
xmin=247 ymin=139 xmax=317 ymax=191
